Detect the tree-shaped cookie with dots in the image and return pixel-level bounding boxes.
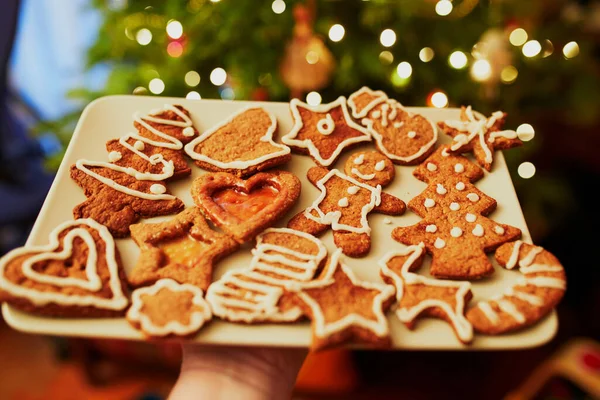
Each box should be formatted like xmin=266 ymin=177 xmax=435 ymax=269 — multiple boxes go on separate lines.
xmin=392 ymin=145 xmax=522 ymax=280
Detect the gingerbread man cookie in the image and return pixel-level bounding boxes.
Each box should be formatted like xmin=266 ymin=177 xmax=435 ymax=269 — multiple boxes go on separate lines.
xmin=184 ymin=107 xmax=291 ymax=177
xmin=344 ymin=151 xmax=395 ymax=187
xmin=281 ymin=97 xmax=371 ymax=167
xmin=438 ymin=105 xmax=522 ymax=171
xmin=127 ymin=279 xmax=212 ymax=338
xmin=288 ymin=166 xmax=405 ymax=257
xmin=0 ymin=219 xmax=129 ymax=317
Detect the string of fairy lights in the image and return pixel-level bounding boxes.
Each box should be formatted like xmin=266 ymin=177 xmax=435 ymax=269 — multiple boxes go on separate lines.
xmin=129 ymin=0 xmax=580 ymax=180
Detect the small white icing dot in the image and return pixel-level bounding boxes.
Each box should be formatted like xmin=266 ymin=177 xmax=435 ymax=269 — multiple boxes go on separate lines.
xmin=347 ymin=186 xmax=360 ymax=195
xmin=454 ymin=163 xmax=465 ymax=173
xmin=472 ymin=224 xmax=484 ymax=237
xmin=467 ymin=193 xmax=480 ymax=202
xmin=434 ymin=238 xmax=446 ymax=248
xmin=465 ymin=213 xmax=477 ymax=222
xmin=427 ymin=163 xmax=438 ymax=172
xmin=450 ymin=202 xmax=460 ymax=211
xmin=134 ymin=140 xmax=145 ymax=151
xmin=450 ymin=227 xmax=463 ymax=238
xmin=425 ymin=224 xmax=437 ymax=233
xmin=407 ymin=131 xmax=417 ymax=138
xmin=455 ymin=182 xmax=466 ymax=191
xmin=383 ymin=217 xmax=392 ymax=225
xmin=441 ymin=148 xmax=450 ymax=157
xmin=108 ymin=151 xmax=122 ymax=162
xmin=371 ymin=110 xmax=381 ymax=118
xmin=436 ymin=184 xmax=447 ymax=195
xmin=338 ymin=197 xmax=349 ymax=207
xmin=394 ymin=122 xmax=404 ymax=128
xmin=150 ymin=184 xmax=166 ymax=194
xmin=375 ymin=160 xmax=386 ymax=171
xmin=183 ymin=126 xmax=195 ymax=137
xmin=494 ymin=225 xmax=505 ymax=235
xmin=424 ymin=198 xmax=436 ymax=208
xmin=353 ymin=154 xmax=365 ymax=165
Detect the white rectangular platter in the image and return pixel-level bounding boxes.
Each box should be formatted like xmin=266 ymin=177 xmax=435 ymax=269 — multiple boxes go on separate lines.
xmin=2 ymin=95 xmax=556 ymax=349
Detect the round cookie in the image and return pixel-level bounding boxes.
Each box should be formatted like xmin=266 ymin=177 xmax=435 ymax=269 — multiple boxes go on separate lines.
xmin=344 ymin=151 xmax=395 ymax=187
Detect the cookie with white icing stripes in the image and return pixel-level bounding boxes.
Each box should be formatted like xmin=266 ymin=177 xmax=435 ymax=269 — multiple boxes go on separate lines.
xmin=0 ymin=219 xmax=129 ymax=317
xmin=344 ymin=151 xmax=395 ymax=187
xmin=467 ymin=241 xmax=566 ymax=334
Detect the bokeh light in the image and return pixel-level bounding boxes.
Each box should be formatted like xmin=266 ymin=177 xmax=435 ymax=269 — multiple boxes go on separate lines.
xmin=518 ymin=162 xmax=536 ymax=179
xmin=379 ymin=51 xmax=394 ymax=65
xmin=522 ymin=40 xmax=542 ymax=57
xmin=500 ymin=66 xmax=518 ymax=84
xmin=185 ymin=71 xmax=201 ymax=87
xmin=305 ymin=51 xmax=319 ymax=64
xmin=449 ymin=51 xmax=468 ymax=69
xmin=136 ymin=28 xmax=152 ymax=46
xmin=328 ymin=24 xmax=345 ymax=42
xmin=516 ymin=124 xmax=535 ymax=141
xmin=563 ymin=41 xmax=580 ymax=59
xmin=148 ymin=78 xmax=165 ymax=94
xmin=396 ymin=62 xmax=412 ymax=79
xmin=419 ymin=47 xmax=435 ymax=62
xmin=167 ymin=41 xmax=183 ymax=58
xmin=166 ymin=20 xmax=183 ymax=39
xmin=435 ymin=0 xmax=453 ymax=16
xmin=431 ymin=91 xmax=448 ymax=108
xmin=186 ymin=91 xmax=201 ymax=100
xmin=470 ymin=59 xmax=492 ymax=81
xmin=509 ymin=28 xmax=528 ymax=46
xmin=380 ymin=29 xmax=396 ymax=47
xmin=210 ymin=67 xmax=227 ymax=86
xmin=271 ymin=0 xmax=286 ymax=14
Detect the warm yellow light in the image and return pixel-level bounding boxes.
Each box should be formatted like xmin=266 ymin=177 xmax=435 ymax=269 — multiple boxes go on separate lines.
xmin=431 ymin=92 xmax=448 ymax=108
xmin=396 ymin=62 xmax=412 ymax=79
xmin=522 ymin=40 xmax=542 ymax=57
xmin=148 ymin=78 xmax=165 ymax=94
xmin=125 ymin=27 xmax=134 ymax=40
xmin=518 ymin=162 xmax=536 ymax=179
xmin=186 ymin=91 xmax=201 ymax=100
xmin=419 ymin=47 xmax=434 ymax=62
xmin=470 ymin=59 xmax=492 ymax=82
xmin=380 ymin=29 xmax=396 ymax=47
xmin=448 ymin=51 xmax=468 ymax=69
xmin=136 ymin=28 xmax=152 ymax=46
xmin=132 ymin=86 xmax=147 ymax=95
xmin=166 ymin=20 xmax=183 ymax=39
xmin=210 ymin=0 xmax=221 ymax=2
xmin=271 ymin=0 xmax=286 ymax=14
xmin=305 ymin=51 xmax=319 ymax=64
xmin=210 ymin=68 xmax=227 ymax=86
xmin=500 ymin=66 xmax=518 ymax=84
xmin=185 ymin=71 xmax=201 ymax=87
xmin=435 ymin=0 xmax=453 ymax=16
xmin=379 ymin=51 xmax=394 ymax=65
xmin=306 ymin=91 xmax=322 ymax=106
xmin=509 ymin=28 xmax=528 ymax=46
xmin=516 ymin=124 xmax=535 ymax=141
xmin=563 ymin=41 xmax=579 ymax=59
xmin=328 ymin=24 xmax=345 ymax=42
xmin=542 ymin=40 xmax=554 ymax=58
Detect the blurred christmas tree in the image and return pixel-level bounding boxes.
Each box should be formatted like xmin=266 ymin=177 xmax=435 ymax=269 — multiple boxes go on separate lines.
xmin=38 ymin=0 xmax=600 ymax=239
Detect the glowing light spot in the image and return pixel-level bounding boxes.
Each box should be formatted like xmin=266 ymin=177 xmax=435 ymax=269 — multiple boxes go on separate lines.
xmin=419 ymin=47 xmax=434 ymax=62
xmin=379 ymin=51 xmax=394 ymax=65
xmin=220 ymin=87 xmax=235 ymax=100
xmin=522 ymin=40 xmax=542 ymax=57
xmin=396 ymin=61 xmax=412 ymax=79
xmin=305 ymin=51 xmax=319 ymax=64
xmin=271 ymin=0 xmax=286 ymax=14
xmin=449 ymin=51 xmax=468 ymax=69
xmin=542 ymin=40 xmax=554 ymax=58
xmin=516 ymin=124 xmax=535 ymax=141
xmin=167 ymin=41 xmax=183 ymax=58
xmin=185 ymin=71 xmax=201 ymax=87
xmin=518 ymin=162 xmax=536 ymax=179
xmin=210 ymin=67 xmax=227 ymax=86
xmin=470 ymin=59 xmax=492 ymax=82
xmin=124 ymin=27 xmax=134 ymax=40
xmin=210 ymin=0 xmax=221 ymax=2
xmin=380 ymin=29 xmax=396 ymax=47
xmin=166 ymin=20 xmax=183 ymax=39
xmin=186 ymin=91 xmax=201 ymax=100
xmin=509 ymin=28 xmax=528 ymax=46
xmin=431 ymin=91 xmax=448 ymax=108
xmin=500 ymin=66 xmax=518 ymax=84
xmin=328 ymin=24 xmax=345 ymax=42
xmin=435 ymin=0 xmax=453 ymax=16
xmin=132 ymin=86 xmax=147 ymax=95
xmin=563 ymin=41 xmax=579 ymax=59
xmin=148 ymin=78 xmax=165 ymax=94
xmin=306 ymin=91 xmax=322 ymax=106
xmin=136 ymin=28 xmax=152 ymax=46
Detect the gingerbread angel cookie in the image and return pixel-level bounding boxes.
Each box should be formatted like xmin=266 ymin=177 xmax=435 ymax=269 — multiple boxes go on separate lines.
xmin=438 ymin=105 xmax=522 ymax=171
xmin=184 ymin=107 xmax=291 ymax=177
xmin=282 ymin=97 xmax=371 ymax=167
xmin=348 ymin=86 xmax=438 ymax=165
xmin=288 ymin=164 xmax=405 ymax=257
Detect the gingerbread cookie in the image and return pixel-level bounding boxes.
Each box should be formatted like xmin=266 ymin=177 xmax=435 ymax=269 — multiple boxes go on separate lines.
xmin=206 ymin=228 xmax=327 ymax=323
xmin=348 ymin=87 xmax=438 ymax=165
xmin=127 ymin=279 xmax=212 ymax=338
xmin=379 ymin=243 xmax=473 ymax=344
xmin=438 ymin=105 xmax=522 ymax=171
xmin=288 ymin=166 xmax=405 ymax=257
xmin=191 ymin=170 xmax=301 ymax=243
xmin=128 ymin=207 xmax=239 ymax=291
xmin=71 ymin=104 xmax=196 ymax=236
xmin=184 ymin=107 xmax=291 ymax=177
xmin=287 ymin=249 xmax=395 ymax=350
xmin=344 ymin=151 xmax=395 ymax=187
xmin=467 ymin=241 xmax=566 ymax=335
xmin=0 ymin=219 xmax=129 ymax=317
xmin=281 ymin=97 xmax=371 ymax=167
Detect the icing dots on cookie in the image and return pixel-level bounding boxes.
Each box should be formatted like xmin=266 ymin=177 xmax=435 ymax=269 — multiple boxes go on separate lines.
xmin=467 ymin=193 xmax=480 ymax=202
xmin=425 ymin=224 xmax=437 ymax=233
xmin=456 ymin=182 xmax=466 ymax=191
xmin=450 ymin=227 xmax=463 ymax=238
xmin=449 ymin=202 xmax=460 ymax=211
xmin=472 ymin=224 xmax=484 ymax=237
xmin=424 ymin=198 xmax=436 ymax=208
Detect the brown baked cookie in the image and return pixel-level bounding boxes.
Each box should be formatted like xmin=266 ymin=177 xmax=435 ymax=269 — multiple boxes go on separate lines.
xmin=438 ymin=106 xmax=523 ymax=171
xmin=206 ymin=228 xmax=328 ymax=323
xmin=467 ymin=241 xmax=566 ymax=335
xmin=192 ymin=170 xmax=301 ymax=243
xmin=287 ymin=250 xmax=395 ymax=351
xmin=379 ymin=243 xmax=473 ymax=344
xmin=133 ymin=104 xmax=199 ymax=147
xmin=348 ymin=87 xmax=438 ymax=165
xmin=128 ymin=207 xmax=239 ymax=291
xmin=184 ymin=107 xmax=291 ymax=177
xmin=0 ymin=219 xmax=129 ymax=317
xmin=127 ymin=279 xmax=212 ymax=338
xmin=282 ymin=97 xmax=371 ymax=167
xmin=412 ymin=145 xmax=484 ymax=184
xmin=288 ymin=166 xmax=405 ymax=257
xmin=344 ymin=151 xmax=395 ymax=187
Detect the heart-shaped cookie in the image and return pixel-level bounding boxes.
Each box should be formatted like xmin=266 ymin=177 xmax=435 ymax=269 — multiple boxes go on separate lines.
xmin=191 ymin=171 xmax=301 ymax=243
xmin=0 ymin=219 xmax=129 ymax=317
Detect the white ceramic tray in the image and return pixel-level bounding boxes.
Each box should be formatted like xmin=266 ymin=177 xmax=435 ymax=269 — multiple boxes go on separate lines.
xmin=2 ymin=95 xmax=556 ymax=349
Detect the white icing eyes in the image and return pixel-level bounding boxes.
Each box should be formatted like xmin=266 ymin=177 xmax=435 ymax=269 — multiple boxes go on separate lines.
xmin=472 ymin=224 xmax=484 ymax=237
xmin=347 ymin=186 xmax=360 ymax=195
xmin=425 ymin=224 xmax=437 ymax=233
xmin=434 ymin=237 xmax=446 ymax=248
xmin=375 ymin=160 xmax=386 ymax=171
xmin=455 ymin=182 xmax=466 ymax=191
xmin=338 ymin=197 xmax=349 ymax=207
xmin=454 ymin=163 xmax=465 ymax=173
xmin=407 ymin=131 xmax=417 ymax=138
xmin=494 ymin=225 xmax=505 ymax=235
xmin=108 ymin=151 xmax=122 ymax=162
xmin=424 ymin=198 xmax=435 ymax=208
xmin=467 ymin=193 xmax=480 ymax=202
xmin=427 ymin=162 xmax=438 ymax=171
xmin=353 ymin=154 xmax=365 ymax=165
xmin=150 ymin=184 xmax=167 ymax=194
xmin=316 ymin=113 xmax=335 ymax=135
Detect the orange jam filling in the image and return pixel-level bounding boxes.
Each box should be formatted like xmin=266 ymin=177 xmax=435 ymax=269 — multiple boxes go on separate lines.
xmin=212 ymin=185 xmax=279 ymax=220
xmin=158 ymin=235 xmax=209 ymax=266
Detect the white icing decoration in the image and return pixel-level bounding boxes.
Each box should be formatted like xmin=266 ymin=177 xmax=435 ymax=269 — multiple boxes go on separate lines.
xmin=353 ymin=154 xmax=365 ymax=165
xmin=185 ymin=106 xmax=291 ymax=169
xmin=424 ymin=198 xmax=435 ymax=208
xmin=471 ymin=224 xmax=484 ymax=237
xmin=383 ymin=218 xmax=392 ymax=225
xmin=379 ymin=244 xmax=473 ymax=343
xmin=134 ymin=140 xmax=145 ymax=151
xmin=449 ymin=202 xmax=460 ymax=211
xmin=467 ymin=193 xmax=480 ymax=202
xmin=338 ymin=197 xmax=349 ymax=207
xmin=347 ymin=86 xmax=388 ymax=118
xmin=347 ymin=186 xmax=360 ymax=195
xmin=455 ymin=182 xmax=466 ymax=191
xmin=450 ymin=227 xmax=463 ymax=238
xmin=496 ymin=299 xmax=525 ymax=323
xmin=108 ymin=151 xmax=122 ymax=162
xmin=304 ymin=169 xmax=381 ymax=234
xmin=0 ymin=219 xmax=128 ymax=310
xmin=427 ymin=162 xmax=438 ymax=171
xmin=351 ymin=168 xmax=376 ymax=181
xmin=375 ymin=160 xmax=386 ymax=171
xmin=454 ymin=163 xmax=464 ymax=173
xmin=478 ymin=302 xmax=500 ymax=325
xmin=425 ymin=224 xmax=437 ymax=233
xmin=437 ymin=184 xmax=447 ymax=195
xmin=522 ymin=276 xmax=566 ymax=290
xmin=465 ymin=213 xmax=477 ymax=223
xmin=182 ymin=126 xmax=195 ymax=137
xmin=505 ymin=288 xmax=544 ymax=306
xmin=127 ymin=279 xmax=211 ymax=336
xmin=282 ymin=97 xmax=371 ymax=167
xmin=441 ymin=148 xmax=450 ymax=157
xmin=407 ymin=131 xmax=417 ymax=138
xmin=434 ymin=238 xmax=446 ymax=249
xmin=150 ymin=184 xmax=166 ymax=194
xmin=494 ymin=225 xmax=505 ymax=235
xmin=316 ymin=113 xmax=336 ymax=135
xmin=394 ymin=122 xmax=404 ymax=128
